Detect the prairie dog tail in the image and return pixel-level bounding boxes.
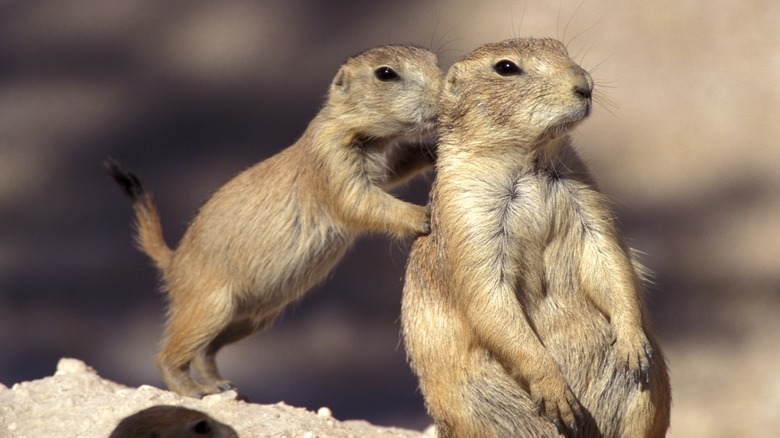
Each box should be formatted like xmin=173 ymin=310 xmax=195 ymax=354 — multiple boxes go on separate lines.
xmin=104 ymin=158 xmax=173 ymax=272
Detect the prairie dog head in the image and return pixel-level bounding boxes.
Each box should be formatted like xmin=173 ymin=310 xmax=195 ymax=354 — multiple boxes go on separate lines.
xmin=109 ymin=405 xmax=238 ymax=438
xmin=442 ymin=38 xmax=593 ymax=146
xmin=327 ymin=45 xmax=442 ymax=141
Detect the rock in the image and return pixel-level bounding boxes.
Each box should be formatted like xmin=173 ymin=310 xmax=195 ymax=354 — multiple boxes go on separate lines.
xmin=0 ymin=358 xmax=426 ymax=438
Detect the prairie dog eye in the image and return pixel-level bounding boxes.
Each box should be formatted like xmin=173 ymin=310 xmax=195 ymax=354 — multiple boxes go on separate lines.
xmin=193 ymin=420 xmax=211 ymax=434
xmin=494 ymin=60 xmax=523 ymax=76
xmin=374 ymin=66 xmax=400 ymax=81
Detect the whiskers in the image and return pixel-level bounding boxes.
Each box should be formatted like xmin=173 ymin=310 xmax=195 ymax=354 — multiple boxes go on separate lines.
xmin=587 ymin=68 xmax=620 ymax=118
xmin=427 ymin=6 xmax=464 ymax=66
xmin=593 ymin=86 xmax=620 ymax=118
xmin=584 ymin=54 xmax=621 ymax=119
xmin=510 ymin=0 xmax=530 ymax=40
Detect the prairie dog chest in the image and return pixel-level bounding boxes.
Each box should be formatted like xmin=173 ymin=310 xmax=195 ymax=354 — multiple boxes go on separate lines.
xmin=458 ymin=169 xmax=557 ymax=243
xmin=439 ymin=150 xmax=590 ymax=257
xmin=502 ymin=169 xmax=584 ymax=242
xmin=440 ymin=163 xmax=584 ymax=277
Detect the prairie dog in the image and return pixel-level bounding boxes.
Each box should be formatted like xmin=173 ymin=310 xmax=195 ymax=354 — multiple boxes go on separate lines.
xmin=401 ymin=38 xmax=670 ymax=437
xmin=109 ymin=405 xmax=238 ymax=438
xmin=107 ymin=45 xmax=442 ymax=398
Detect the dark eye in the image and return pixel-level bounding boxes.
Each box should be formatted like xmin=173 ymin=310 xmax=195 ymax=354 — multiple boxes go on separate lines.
xmin=374 ymin=66 xmax=400 ymax=81
xmin=494 ymin=60 xmax=522 ymax=76
xmin=193 ymin=420 xmax=211 ymax=434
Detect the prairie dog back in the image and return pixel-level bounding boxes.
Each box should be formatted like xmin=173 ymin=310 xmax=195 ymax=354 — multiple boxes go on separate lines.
xmin=402 ymin=38 xmax=670 ymax=437
xmin=108 ymin=44 xmax=443 ymax=398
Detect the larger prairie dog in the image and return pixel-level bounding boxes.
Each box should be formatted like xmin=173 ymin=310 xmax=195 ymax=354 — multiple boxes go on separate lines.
xmin=108 ymin=44 xmax=442 ymax=398
xmin=402 ymin=38 xmax=670 ymax=437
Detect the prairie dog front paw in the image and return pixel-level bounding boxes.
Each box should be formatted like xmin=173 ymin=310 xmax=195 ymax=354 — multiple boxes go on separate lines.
xmin=528 ymin=371 xmax=584 ymax=435
xmin=405 ymin=203 xmax=431 ymax=236
xmin=613 ymin=329 xmax=654 ymax=386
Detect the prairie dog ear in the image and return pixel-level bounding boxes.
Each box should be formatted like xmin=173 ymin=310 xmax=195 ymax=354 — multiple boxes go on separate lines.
xmin=444 ymin=64 xmax=461 ymax=95
xmin=331 ymin=66 xmax=352 ymax=95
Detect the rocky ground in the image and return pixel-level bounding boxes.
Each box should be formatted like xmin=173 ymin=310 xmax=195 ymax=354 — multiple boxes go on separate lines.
xmin=0 ymin=358 xmax=428 ymax=438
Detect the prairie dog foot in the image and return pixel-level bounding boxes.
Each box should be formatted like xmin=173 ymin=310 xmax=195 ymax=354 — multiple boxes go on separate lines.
xmin=202 ymin=379 xmax=237 ymax=396
xmin=159 ymin=364 xmax=234 ymax=399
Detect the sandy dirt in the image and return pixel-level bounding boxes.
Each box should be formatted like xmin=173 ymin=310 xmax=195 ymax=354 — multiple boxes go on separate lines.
xmin=0 ymin=358 xmax=427 ymax=438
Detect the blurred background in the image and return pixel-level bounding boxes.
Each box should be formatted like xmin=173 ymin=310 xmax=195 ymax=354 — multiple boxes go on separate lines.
xmin=1 ymin=1 xmax=778 ymax=436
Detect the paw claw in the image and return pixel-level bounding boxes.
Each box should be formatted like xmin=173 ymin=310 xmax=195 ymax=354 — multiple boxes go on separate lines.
xmin=645 ymin=341 xmax=656 ymax=365
xmin=553 ymin=418 xmax=565 ymax=434
xmin=220 ymin=383 xmax=236 ymax=392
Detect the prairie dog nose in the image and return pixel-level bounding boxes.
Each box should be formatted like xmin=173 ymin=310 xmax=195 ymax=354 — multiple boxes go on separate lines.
xmin=573 ymin=69 xmax=594 ymax=99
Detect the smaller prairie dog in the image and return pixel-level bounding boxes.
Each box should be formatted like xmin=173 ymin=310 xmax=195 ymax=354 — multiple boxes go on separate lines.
xmin=109 ymin=405 xmax=238 ymax=438
xmin=402 ymin=38 xmax=670 ymax=437
xmin=108 ymin=45 xmax=442 ymax=398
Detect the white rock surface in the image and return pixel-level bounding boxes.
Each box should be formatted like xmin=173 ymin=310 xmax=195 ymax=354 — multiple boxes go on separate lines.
xmin=0 ymin=358 xmax=426 ymax=438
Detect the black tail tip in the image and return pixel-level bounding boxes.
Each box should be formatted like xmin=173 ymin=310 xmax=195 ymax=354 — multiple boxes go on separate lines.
xmin=104 ymin=157 xmax=146 ymax=201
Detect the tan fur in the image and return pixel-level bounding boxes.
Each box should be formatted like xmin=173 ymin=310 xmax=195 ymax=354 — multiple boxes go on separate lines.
xmin=108 ymin=45 xmax=442 ymax=398
xmin=402 ymin=38 xmax=671 ymax=437
xmin=109 ymin=405 xmax=238 ymax=438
